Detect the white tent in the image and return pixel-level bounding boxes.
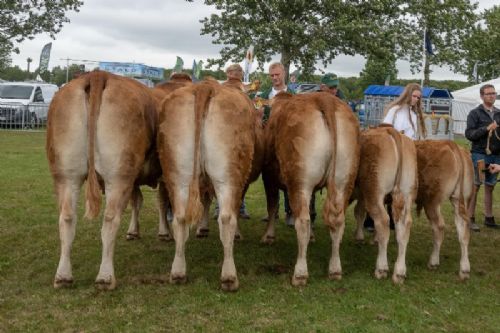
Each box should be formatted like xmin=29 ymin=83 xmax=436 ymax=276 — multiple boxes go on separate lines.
xmin=452 ymin=78 xmax=500 ymax=135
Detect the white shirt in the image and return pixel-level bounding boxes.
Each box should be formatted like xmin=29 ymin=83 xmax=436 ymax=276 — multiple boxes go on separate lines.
xmin=382 ymin=105 xmax=419 ymax=140
xmin=269 ymin=87 xmax=287 ymax=99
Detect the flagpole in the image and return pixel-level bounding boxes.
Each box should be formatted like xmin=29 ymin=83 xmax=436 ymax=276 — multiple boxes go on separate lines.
xmin=421 ymin=27 xmax=426 ymax=87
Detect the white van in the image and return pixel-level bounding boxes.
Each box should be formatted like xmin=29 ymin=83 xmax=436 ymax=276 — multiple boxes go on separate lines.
xmin=0 ymin=81 xmax=58 ymax=128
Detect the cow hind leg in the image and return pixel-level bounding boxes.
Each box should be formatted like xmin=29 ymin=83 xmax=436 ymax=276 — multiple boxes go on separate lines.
xmin=170 ymin=197 xmax=190 ymax=284
xmin=157 ymin=183 xmax=173 ymax=242
xmin=217 ymin=200 xmax=239 ymax=291
xmin=325 ymin=193 xmax=346 ymax=281
xmin=196 ymin=192 xmax=212 ymax=238
xmin=291 ymin=192 xmax=311 ymax=287
xmin=260 ymin=181 xmax=280 ymax=244
xmin=126 ymin=186 xmax=142 ymax=240
xmin=425 ymin=203 xmax=445 ymax=270
xmin=354 ymin=199 xmax=367 ymax=242
xmin=451 ymin=197 xmax=471 ymax=280
xmin=368 ymin=200 xmax=390 ymax=279
xmin=54 ymin=179 xmax=83 ymax=288
xmin=392 ymin=196 xmax=413 ymax=285
xmin=95 ymin=182 xmax=134 ymax=290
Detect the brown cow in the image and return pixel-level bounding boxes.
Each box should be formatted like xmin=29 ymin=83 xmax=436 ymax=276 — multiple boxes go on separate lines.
xmin=261 ymin=92 xmax=359 ymax=286
xmin=46 ymin=71 xmax=158 ymax=290
xmin=414 ymin=140 xmax=473 ymax=280
xmin=193 ymin=84 xmax=265 ymax=240
xmin=157 ymin=80 xmax=256 ymax=291
xmin=353 ymin=127 xmax=418 ymax=284
xmin=126 ymin=73 xmax=192 ymax=242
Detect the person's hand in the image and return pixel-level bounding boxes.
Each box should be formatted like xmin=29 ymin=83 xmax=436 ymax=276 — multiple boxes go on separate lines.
xmin=487 ymin=120 xmax=498 ymax=131
xmin=488 ymin=163 xmax=500 ymax=174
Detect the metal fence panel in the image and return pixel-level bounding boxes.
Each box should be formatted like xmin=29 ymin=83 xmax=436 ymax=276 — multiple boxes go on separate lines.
xmin=0 ymin=103 xmax=49 ymax=130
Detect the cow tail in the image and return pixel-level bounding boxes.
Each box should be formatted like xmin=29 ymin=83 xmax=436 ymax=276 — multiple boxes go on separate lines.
xmin=449 ymin=142 xmax=468 ymax=221
xmin=385 ymin=127 xmax=405 ymax=223
xmin=84 ymin=72 xmax=106 ymax=220
xmin=184 ymin=84 xmax=213 ymax=225
xmin=317 ymin=95 xmax=341 ymax=226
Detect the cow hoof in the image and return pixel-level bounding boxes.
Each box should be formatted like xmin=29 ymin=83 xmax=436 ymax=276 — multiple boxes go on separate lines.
xmin=53 ymin=277 xmax=73 ymax=289
xmin=374 ymin=269 xmax=388 ymax=279
xmin=126 ymin=233 xmax=140 ymax=240
xmin=309 ymin=234 xmax=316 ymax=243
xmin=196 ymin=228 xmax=209 ymax=238
xmin=95 ymin=277 xmax=116 ymax=290
xmin=459 ymin=270 xmax=470 ymax=281
xmin=234 ymin=233 xmax=243 ymax=241
xmin=169 ymin=273 xmax=187 ymax=285
xmin=328 ymin=272 xmax=342 ymax=281
xmin=221 ymin=276 xmax=239 ymax=292
xmin=392 ymin=274 xmax=406 ymax=285
xmin=158 ymin=233 xmax=172 ymax=242
xmin=291 ymin=274 xmax=308 ymax=286
xmin=260 ymin=235 xmax=275 ymax=244
xmin=427 ymin=263 xmax=439 ymax=270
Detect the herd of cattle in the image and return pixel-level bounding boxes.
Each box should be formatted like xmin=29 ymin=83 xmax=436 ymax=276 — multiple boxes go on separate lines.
xmin=45 ymin=70 xmax=473 ymax=291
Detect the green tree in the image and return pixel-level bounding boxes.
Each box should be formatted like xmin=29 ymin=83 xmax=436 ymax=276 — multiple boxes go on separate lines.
xmin=359 ymin=53 xmax=398 ymax=91
xmin=191 ymin=0 xmax=399 ymax=78
xmin=0 ymin=65 xmax=30 ymax=82
xmin=0 ymin=0 xmax=83 ymax=68
xmin=395 ymin=0 xmax=477 ymax=86
xmin=462 ymin=5 xmax=500 ymax=82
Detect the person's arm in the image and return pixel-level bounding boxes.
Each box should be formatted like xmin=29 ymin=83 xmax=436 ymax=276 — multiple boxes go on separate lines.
xmin=465 ymin=110 xmax=489 ymax=141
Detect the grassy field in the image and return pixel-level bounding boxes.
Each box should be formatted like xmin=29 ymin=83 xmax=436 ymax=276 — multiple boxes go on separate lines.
xmin=0 ymin=131 xmax=499 ymax=332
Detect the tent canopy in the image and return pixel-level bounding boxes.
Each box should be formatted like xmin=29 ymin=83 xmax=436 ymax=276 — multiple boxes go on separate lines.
xmin=451 ymin=78 xmax=500 ymax=104
xmin=364 ymin=85 xmax=453 ymax=99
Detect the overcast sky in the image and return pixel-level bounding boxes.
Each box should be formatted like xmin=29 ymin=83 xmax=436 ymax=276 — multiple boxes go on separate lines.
xmin=10 ymin=0 xmax=499 ymax=81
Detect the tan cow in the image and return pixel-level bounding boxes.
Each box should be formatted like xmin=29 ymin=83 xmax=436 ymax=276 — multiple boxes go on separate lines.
xmin=261 ymin=92 xmax=359 ymax=286
xmin=353 ymin=127 xmax=418 ymax=284
xmin=126 ymin=73 xmax=193 ymax=242
xmin=414 ymin=140 xmax=472 ymax=280
xmin=157 ymin=80 xmax=256 ymax=291
xmin=47 ymin=71 xmax=158 ymax=290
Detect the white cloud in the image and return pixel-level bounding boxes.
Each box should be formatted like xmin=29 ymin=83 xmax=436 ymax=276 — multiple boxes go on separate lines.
xmin=9 ymin=0 xmax=497 ymax=81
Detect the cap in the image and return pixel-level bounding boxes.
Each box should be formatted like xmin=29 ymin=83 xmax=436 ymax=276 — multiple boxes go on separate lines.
xmin=321 ymin=73 xmax=339 ymax=88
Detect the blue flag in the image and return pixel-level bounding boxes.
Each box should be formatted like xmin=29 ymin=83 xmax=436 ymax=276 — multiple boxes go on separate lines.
xmin=425 ymin=31 xmax=434 ymax=55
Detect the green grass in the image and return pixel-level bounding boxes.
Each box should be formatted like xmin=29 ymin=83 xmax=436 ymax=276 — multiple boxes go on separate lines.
xmin=0 ymin=131 xmax=499 ymax=332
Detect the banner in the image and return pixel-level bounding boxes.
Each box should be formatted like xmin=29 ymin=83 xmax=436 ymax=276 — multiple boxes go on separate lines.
xmin=39 ymin=42 xmax=52 ymax=73
xmin=243 ymin=45 xmax=254 ymax=82
xmin=196 ymin=60 xmax=203 ymax=80
xmin=173 ymin=56 xmax=184 ymax=73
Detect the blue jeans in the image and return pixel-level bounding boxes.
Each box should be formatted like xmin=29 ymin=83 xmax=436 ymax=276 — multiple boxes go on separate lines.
xmin=471 ymin=152 xmax=500 ymax=186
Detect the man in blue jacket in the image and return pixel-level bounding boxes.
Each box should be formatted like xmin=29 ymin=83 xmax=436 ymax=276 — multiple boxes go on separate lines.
xmin=465 ymin=84 xmax=500 ymax=231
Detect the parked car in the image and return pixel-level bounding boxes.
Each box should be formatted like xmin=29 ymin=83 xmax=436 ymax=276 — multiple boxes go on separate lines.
xmin=0 ymin=81 xmax=58 ymax=128
xmin=294 ymin=83 xmax=321 ymax=94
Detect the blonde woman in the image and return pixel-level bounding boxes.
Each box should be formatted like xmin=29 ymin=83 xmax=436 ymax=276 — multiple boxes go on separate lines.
xmin=382 ymin=83 xmax=427 ymax=140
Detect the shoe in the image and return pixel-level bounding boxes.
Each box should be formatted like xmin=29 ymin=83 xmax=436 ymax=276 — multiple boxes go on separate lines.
xmin=484 ymin=216 xmax=500 ymax=229
xmin=239 ymin=211 xmax=251 ymax=220
xmin=364 ymin=217 xmax=375 ymax=233
xmin=261 ymin=214 xmax=279 ymax=222
xmin=469 ymin=217 xmax=480 ymax=232
xmin=285 ymin=214 xmax=294 ymax=227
